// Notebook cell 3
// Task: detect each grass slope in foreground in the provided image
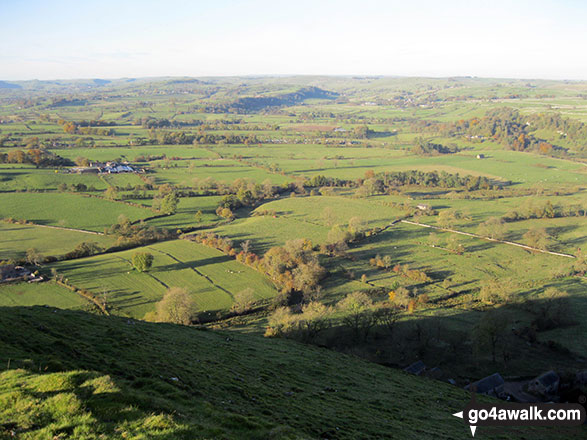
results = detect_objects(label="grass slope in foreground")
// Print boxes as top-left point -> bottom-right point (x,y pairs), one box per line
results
0,307 -> 569,440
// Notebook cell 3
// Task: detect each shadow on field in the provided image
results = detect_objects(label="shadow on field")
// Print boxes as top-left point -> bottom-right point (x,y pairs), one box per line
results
156,255 -> 232,272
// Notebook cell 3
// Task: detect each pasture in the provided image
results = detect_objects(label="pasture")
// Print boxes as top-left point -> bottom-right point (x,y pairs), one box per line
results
0,222 -> 115,260
50,239 -> 277,319
0,192 -> 153,232
0,281 -> 90,309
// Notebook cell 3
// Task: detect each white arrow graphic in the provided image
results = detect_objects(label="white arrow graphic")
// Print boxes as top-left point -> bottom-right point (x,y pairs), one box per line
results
452,411 -> 477,437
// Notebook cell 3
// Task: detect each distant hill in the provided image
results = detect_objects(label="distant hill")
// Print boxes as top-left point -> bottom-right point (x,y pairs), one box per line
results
0,81 -> 21,89
0,306 -> 563,439
207,86 -> 339,113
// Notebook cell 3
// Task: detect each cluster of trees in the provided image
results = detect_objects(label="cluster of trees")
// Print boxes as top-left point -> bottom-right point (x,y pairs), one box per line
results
106,215 -> 176,247
192,232 -> 240,258
391,265 -> 432,283
58,119 -> 115,136
354,171 -> 499,197
214,179 -> 285,217
504,200 -> 586,222
437,209 -> 471,228
410,138 -> 459,156
63,242 -> 103,259
369,254 -> 394,270
526,112 -> 587,152
409,108 -> 575,156
304,174 -> 352,188
147,129 -> 259,146
476,287 -> 573,364
190,234 -> 325,299
139,117 -> 203,129
266,291 -> 410,343
265,301 -> 332,341
263,239 -> 327,298
0,149 -> 71,167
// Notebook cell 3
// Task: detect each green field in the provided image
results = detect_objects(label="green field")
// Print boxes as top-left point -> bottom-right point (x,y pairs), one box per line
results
0,282 -> 90,309
0,222 -> 115,260
0,192 -> 153,232
50,239 -> 277,318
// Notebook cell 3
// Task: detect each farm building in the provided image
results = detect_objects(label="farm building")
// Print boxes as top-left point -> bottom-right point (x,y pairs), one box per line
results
0,265 -> 32,283
476,154 -> 485,159
466,373 -> 505,397
528,371 -> 559,396
70,162 -> 136,174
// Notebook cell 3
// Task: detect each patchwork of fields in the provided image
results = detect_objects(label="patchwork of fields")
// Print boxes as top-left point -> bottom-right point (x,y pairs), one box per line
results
1,75 -> 586,385
50,239 -> 277,319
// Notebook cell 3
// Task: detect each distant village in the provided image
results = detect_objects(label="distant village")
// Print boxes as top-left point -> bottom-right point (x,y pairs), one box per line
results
69,161 -> 144,174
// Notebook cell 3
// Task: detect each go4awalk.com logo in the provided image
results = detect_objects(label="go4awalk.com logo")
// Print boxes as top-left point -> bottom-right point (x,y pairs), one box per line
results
452,394 -> 586,437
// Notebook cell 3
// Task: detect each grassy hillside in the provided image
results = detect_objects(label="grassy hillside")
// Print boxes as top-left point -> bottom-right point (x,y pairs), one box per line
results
0,306 -> 566,440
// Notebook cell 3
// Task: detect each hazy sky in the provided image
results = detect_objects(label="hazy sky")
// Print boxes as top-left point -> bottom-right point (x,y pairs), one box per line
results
1,0 -> 586,80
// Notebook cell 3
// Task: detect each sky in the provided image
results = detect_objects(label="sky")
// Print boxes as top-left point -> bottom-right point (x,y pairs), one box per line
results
1,0 -> 586,81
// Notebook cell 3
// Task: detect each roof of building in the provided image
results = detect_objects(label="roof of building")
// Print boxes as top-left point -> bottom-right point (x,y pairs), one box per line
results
535,371 -> 559,387
404,360 -> 426,375
467,373 -> 505,394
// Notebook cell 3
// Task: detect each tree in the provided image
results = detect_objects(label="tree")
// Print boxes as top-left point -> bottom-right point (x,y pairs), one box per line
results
216,206 -> 234,220
477,217 -> 507,240
75,156 -> 89,167
523,227 -> 550,250
160,191 -> 179,215
153,287 -> 195,325
131,252 -> 154,272
104,186 -> 118,201
348,216 -> 366,236
374,305 -> 401,336
532,287 -> 572,330
194,210 -> 202,223
298,301 -> 331,341
231,288 -> 255,314
321,207 -> 336,226
26,248 -> 43,266
437,209 -> 458,228
338,292 -> 376,339
240,239 -> 252,254
265,306 -> 294,337
392,286 -> 411,308
474,310 -> 509,363
479,278 -> 516,304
